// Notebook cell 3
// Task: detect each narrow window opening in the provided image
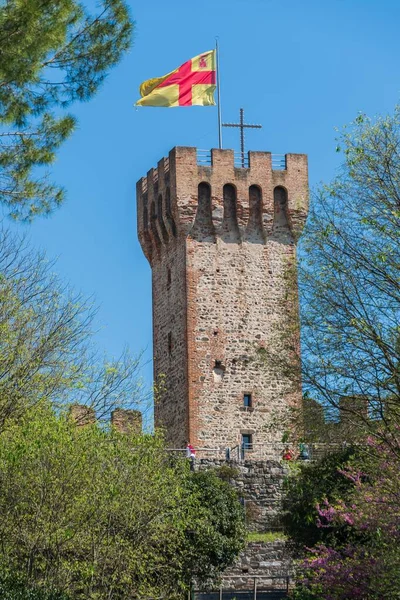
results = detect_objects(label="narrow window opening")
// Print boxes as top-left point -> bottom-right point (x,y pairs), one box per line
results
213,360 -> 225,383
273,186 -> 290,231
246,185 -> 264,241
165,187 -> 177,237
241,433 -> 253,451
151,201 -> 156,221
191,182 -> 214,240
157,194 -> 169,244
243,393 -> 252,408
168,332 -> 172,355
150,201 -> 161,250
167,267 -> 171,287
222,184 -> 240,241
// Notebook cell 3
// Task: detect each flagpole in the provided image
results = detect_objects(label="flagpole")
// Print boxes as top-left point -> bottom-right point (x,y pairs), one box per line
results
216,38 -> 223,149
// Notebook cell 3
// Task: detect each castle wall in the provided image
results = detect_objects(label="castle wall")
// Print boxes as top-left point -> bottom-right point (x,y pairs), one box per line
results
137,156 -> 190,445
199,458 -> 287,531
186,230 -> 300,449
137,147 -> 308,449
221,540 -> 292,591
151,242 -> 189,444
197,459 -> 292,592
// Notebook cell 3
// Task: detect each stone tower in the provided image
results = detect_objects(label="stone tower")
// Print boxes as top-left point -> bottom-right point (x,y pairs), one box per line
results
137,147 -> 308,451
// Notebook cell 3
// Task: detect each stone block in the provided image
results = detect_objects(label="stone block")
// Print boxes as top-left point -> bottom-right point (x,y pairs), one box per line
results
69,404 -> 96,427
111,408 -> 142,434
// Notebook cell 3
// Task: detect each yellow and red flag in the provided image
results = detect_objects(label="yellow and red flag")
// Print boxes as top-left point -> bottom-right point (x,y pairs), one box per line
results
135,50 -> 216,107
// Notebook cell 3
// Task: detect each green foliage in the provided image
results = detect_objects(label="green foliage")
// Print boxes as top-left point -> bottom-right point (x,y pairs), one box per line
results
0,229 -> 245,597
282,448 -> 359,551
289,587 -> 323,600
0,406 -> 245,599
295,439 -> 400,599
187,470 -> 246,584
214,464 -> 240,481
247,531 -> 287,542
279,105 -> 400,600
296,105 -> 400,448
0,229 -> 148,430
0,0 -> 133,219
0,573 -> 68,599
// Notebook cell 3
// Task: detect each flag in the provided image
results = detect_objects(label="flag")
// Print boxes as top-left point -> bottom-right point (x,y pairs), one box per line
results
135,50 -> 216,107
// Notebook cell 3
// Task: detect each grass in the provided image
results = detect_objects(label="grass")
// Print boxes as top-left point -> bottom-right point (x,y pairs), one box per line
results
247,531 -> 287,543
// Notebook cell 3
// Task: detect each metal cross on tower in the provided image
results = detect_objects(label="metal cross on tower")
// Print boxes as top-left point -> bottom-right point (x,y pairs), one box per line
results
222,108 -> 262,167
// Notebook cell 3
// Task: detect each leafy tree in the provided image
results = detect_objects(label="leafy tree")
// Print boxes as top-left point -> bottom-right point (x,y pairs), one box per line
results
0,227 -> 147,430
263,107 -> 400,449
0,0 -> 132,220
298,108 -> 400,447
0,573 -> 68,599
296,438 -> 400,600
282,448 -> 359,552
186,470 -> 246,584
0,405 -> 245,599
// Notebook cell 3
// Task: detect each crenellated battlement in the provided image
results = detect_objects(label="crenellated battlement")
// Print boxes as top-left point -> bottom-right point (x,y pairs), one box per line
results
136,145 -> 309,450
137,147 -> 308,264
69,405 -> 142,433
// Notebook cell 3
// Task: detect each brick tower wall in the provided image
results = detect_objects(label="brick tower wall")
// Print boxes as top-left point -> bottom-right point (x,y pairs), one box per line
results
137,156 -> 189,444
137,147 -> 308,449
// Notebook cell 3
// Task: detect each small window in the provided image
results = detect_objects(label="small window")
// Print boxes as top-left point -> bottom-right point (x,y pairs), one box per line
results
168,332 -> 172,355
167,267 -> 171,286
213,360 -> 225,383
242,433 -> 252,450
243,393 -> 252,408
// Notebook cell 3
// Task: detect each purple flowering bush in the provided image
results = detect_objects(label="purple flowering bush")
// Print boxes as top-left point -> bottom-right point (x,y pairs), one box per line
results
294,438 -> 400,599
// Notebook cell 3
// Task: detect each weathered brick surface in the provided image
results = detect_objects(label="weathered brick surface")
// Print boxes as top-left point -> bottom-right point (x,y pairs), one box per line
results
69,404 -> 96,427
137,147 -> 308,449
111,408 -> 142,434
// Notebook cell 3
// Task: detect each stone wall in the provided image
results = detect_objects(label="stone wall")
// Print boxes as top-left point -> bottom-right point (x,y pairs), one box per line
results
197,458 -> 293,591
69,405 -> 143,434
111,408 -> 142,434
136,156 -> 189,445
222,540 -> 293,590
137,147 -> 308,449
69,404 -> 96,426
152,242 -> 189,444
199,458 -> 288,531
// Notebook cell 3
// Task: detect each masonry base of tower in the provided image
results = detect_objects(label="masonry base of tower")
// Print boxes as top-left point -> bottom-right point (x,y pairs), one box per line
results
136,146 -> 309,451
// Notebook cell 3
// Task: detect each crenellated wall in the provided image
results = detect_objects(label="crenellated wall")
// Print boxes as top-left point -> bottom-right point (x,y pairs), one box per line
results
137,148 -> 308,252
137,147 -> 308,449
69,405 -> 143,434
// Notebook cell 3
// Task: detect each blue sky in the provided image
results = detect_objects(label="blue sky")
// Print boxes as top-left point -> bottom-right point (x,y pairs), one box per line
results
7,0 -> 400,389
